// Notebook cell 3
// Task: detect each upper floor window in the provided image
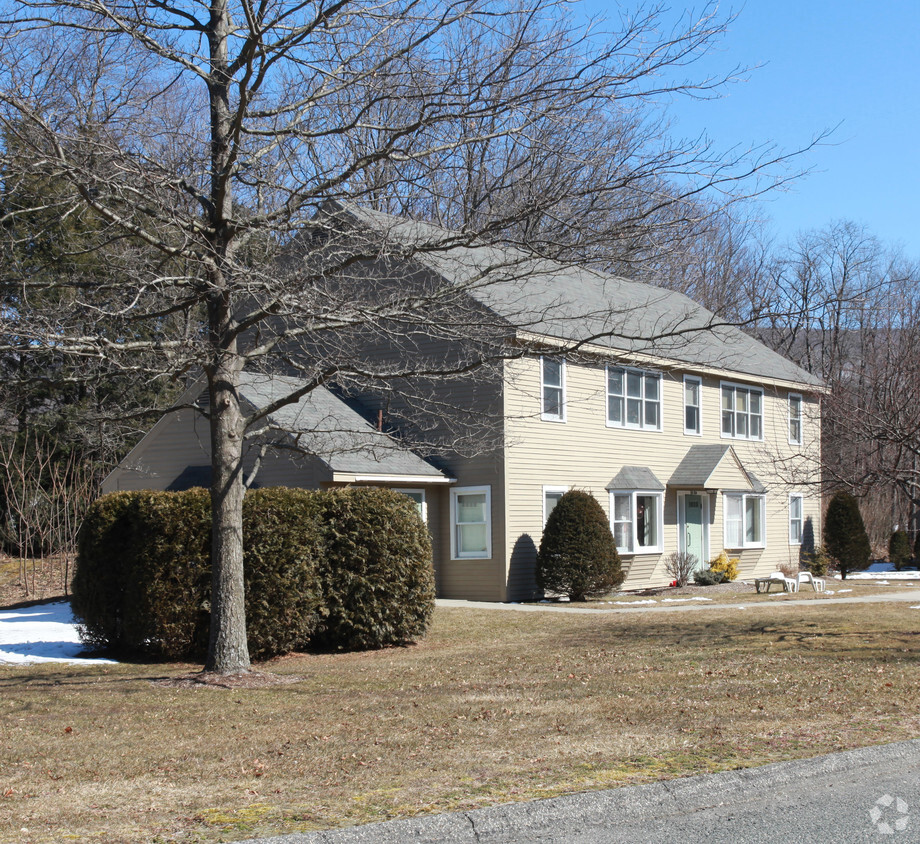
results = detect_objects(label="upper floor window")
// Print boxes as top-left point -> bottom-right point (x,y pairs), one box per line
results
607,366 -> 661,430
684,375 -> 702,435
610,490 -> 663,554
788,393 -> 803,445
789,493 -> 804,544
724,493 -> 765,549
721,383 -> 763,441
541,357 -> 565,422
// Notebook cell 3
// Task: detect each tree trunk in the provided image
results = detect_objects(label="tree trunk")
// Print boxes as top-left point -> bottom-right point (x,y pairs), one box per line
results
204,359 -> 251,674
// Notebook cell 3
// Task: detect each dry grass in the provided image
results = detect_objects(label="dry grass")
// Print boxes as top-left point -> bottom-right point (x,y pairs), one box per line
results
3,601 -> 920,843
0,554 -> 70,608
556,579 -> 920,609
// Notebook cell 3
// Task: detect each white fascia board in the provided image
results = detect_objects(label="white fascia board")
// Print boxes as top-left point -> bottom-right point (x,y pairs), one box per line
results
332,472 -> 456,485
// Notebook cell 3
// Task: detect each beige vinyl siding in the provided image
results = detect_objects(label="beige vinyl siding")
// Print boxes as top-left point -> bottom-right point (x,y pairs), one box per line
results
102,407 -> 331,493
503,356 -> 822,594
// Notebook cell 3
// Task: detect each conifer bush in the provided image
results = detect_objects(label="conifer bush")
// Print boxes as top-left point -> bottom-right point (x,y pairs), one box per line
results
889,529 -> 911,571
536,490 -> 623,601
310,487 -> 435,650
824,491 -> 871,579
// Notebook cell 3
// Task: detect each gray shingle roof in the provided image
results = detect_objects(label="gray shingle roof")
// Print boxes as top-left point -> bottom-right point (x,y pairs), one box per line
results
338,204 -> 822,389
237,372 -> 446,479
668,444 -> 765,492
605,466 -> 665,491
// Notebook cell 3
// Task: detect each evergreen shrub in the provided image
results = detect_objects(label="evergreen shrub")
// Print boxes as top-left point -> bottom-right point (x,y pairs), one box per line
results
536,490 -> 623,601
709,551 -> 740,582
888,530 -> 911,571
310,487 -> 435,650
824,492 -> 871,579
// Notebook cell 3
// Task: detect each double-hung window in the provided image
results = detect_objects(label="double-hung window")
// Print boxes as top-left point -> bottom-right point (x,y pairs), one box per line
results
607,367 -> 661,430
789,494 -> 804,544
610,491 -> 663,554
788,393 -> 803,445
541,357 -> 565,421
451,486 -> 491,559
721,383 -> 763,441
543,486 -> 569,525
684,375 -> 702,435
395,489 -> 427,522
723,493 -> 765,549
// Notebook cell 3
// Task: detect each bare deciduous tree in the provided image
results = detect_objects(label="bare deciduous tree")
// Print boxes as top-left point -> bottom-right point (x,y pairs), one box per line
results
0,0 -> 807,674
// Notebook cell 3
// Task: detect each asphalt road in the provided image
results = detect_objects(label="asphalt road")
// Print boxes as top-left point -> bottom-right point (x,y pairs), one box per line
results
243,738 -> 920,844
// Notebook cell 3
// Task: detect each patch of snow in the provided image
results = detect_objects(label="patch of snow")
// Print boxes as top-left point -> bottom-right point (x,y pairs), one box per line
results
910,606 -> 920,610
661,597 -> 713,603
0,601 -> 116,666
612,599 -> 658,605
837,589 -> 853,594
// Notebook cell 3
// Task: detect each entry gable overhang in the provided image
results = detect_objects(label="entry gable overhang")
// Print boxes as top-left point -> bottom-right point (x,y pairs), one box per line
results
668,444 -> 764,493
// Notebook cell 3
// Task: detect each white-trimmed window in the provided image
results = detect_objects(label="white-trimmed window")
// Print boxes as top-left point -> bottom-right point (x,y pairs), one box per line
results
788,393 -> 803,445
723,493 -> 765,549
789,493 -> 804,544
607,366 -> 661,430
395,489 -> 427,522
610,491 -> 663,554
450,486 -> 491,559
541,357 -> 565,421
721,382 -> 763,441
684,375 -> 702,436
542,486 -> 569,525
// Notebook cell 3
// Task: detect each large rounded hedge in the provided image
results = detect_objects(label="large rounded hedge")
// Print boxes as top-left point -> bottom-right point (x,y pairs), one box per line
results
72,486 -> 433,659
536,490 -> 623,601
310,487 -> 435,650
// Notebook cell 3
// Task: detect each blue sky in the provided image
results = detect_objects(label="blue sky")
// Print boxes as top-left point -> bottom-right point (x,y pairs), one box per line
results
583,1 -> 920,257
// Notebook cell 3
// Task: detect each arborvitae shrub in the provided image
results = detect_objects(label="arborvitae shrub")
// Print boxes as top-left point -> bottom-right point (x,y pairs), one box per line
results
824,491 -> 871,579
310,487 -> 435,650
536,490 -> 623,601
242,488 -> 323,658
72,491 -> 143,651
73,487 -> 385,659
889,530 -> 911,571
806,545 -> 831,577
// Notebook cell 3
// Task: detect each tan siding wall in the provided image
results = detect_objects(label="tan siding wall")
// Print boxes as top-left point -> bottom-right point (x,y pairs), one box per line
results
503,356 -> 823,593
102,409 -> 330,493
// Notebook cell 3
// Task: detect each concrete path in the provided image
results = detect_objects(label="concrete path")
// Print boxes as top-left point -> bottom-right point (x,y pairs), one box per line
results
242,738 -> 920,843
436,590 -> 920,615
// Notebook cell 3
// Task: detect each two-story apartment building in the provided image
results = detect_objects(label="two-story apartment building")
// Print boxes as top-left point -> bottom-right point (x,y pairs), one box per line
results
103,207 -> 823,601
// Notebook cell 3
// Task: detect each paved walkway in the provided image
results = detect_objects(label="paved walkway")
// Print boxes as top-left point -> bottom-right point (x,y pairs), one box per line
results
436,589 -> 920,615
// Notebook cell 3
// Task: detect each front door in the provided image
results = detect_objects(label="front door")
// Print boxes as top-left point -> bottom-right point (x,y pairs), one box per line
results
681,493 -> 707,569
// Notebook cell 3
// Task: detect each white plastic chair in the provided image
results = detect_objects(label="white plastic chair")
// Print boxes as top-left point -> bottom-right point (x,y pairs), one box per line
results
797,571 -> 826,592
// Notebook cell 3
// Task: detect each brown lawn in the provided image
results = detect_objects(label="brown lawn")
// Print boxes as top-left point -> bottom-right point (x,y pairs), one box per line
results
2,600 -> 920,843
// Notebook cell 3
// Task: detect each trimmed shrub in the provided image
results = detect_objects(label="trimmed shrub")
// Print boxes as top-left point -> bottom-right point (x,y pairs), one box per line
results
536,490 -> 623,601
242,488 -> 323,659
824,492 -> 871,579
310,487 -> 435,650
73,487 -> 326,659
72,491 -> 145,651
709,551 -> 739,582
889,530 -> 911,571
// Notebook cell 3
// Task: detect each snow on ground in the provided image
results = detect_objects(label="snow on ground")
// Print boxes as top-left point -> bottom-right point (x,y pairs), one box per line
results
842,562 -> 920,581
0,601 -> 116,666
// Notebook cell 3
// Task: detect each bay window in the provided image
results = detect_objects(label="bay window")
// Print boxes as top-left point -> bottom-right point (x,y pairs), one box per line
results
610,491 -> 663,554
